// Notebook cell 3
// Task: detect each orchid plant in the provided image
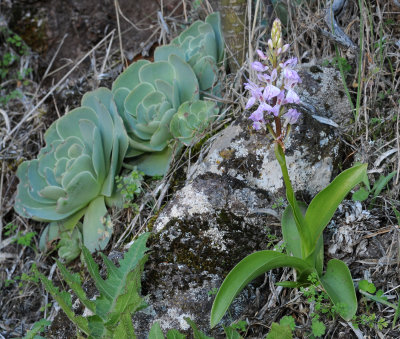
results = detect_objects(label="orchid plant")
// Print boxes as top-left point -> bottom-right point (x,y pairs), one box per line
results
210,18 -> 368,328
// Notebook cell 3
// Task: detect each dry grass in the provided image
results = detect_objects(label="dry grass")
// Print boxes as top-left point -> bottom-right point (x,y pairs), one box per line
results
1,0 -> 400,337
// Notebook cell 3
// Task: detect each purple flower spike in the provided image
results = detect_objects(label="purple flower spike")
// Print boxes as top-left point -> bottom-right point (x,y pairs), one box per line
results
281,57 -> 297,68
256,49 -> 268,60
284,108 -> 301,124
252,61 -> 268,72
285,89 -> 300,104
283,68 -> 302,89
252,121 -> 263,130
263,84 -> 281,101
245,96 -> 256,109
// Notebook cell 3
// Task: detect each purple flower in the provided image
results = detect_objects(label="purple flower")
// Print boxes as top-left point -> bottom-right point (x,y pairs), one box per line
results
265,104 -> 281,117
249,104 -> 267,130
245,96 -> 256,109
285,89 -> 300,104
252,61 -> 268,72
276,90 -> 286,106
281,57 -> 297,68
244,81 -> 264,109
262,84 -> 281,101
283,68 -> 301,89
284,108 -> 301,124
256,49 -> 268,61
258,68 -> 278,84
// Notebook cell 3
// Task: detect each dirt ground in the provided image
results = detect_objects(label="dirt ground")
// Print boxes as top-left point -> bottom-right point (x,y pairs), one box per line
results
2,0 -> 400,338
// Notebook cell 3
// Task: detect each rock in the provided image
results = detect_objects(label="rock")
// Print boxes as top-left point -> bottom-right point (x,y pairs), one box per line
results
132,63 -> 351,337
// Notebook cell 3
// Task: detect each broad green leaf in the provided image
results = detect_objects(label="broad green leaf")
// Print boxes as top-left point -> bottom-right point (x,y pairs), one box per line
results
319,259 -> 357,321
352,187 -> 369,201
266,322 -> 292,339
148,322 -> 165,339
275,281 -> 308,288
210,251 -> 314,328
305,163 -> 368,251
166,329 -> 186,339
281,202 -> 307,258
185,317 -> 214,339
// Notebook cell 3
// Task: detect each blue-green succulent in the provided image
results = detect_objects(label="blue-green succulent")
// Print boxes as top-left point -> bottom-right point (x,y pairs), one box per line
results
154,13 -> 224,94
170,100 -> 218,146
111,54 -> 202,176
14,88 -> 128,261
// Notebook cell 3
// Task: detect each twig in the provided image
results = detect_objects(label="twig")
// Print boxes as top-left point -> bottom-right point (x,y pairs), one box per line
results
1,29 -> 116,149
114,0 -> 126,67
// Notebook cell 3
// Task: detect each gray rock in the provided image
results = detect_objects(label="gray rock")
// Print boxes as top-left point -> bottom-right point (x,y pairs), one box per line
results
133,64 -> 350,337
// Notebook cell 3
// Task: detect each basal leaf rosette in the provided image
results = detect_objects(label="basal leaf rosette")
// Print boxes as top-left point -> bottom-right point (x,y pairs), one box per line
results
170,100 -> 219,146
154,13 -> 224,94
14,88 -> 128,260
111,54 -> 201,176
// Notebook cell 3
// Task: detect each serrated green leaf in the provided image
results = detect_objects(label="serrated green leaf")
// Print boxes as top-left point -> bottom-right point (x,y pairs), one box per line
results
148,322 -> 165,339
83,233 -> 149,322
56,259 -> 95,313
112,312 -> 136,339
223,325 -> 243,339
185,317 -> 214,339
35,268 -> 90,335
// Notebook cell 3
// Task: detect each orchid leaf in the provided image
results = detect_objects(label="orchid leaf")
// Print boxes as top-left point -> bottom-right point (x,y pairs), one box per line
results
319,259 -> 357,321
210,251 -> 314,328
305,163 -> 368,251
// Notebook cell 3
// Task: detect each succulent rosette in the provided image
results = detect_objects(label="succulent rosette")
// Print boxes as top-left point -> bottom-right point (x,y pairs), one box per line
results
14,88 -> 128,261
170,101 -> 218,146
154,13 -> 224,95
112,54 -> 204,176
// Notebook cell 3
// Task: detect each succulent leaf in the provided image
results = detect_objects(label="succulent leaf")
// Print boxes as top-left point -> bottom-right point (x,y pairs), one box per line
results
15,88 -> 129,260
155,13 -> 224,93
170,100 -> 218,146
111,54 -> 200,175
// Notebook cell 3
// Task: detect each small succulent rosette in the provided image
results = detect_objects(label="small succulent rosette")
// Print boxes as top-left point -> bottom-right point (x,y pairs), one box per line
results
14,88 -> 128,261
154,12 -> 224,96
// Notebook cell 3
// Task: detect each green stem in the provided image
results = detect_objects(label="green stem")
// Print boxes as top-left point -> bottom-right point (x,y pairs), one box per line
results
274,143 -> 313,259
359,290 -> 397,309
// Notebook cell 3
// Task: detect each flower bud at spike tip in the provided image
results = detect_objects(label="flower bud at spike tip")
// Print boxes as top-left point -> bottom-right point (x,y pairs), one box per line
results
271,18 -> 282,49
